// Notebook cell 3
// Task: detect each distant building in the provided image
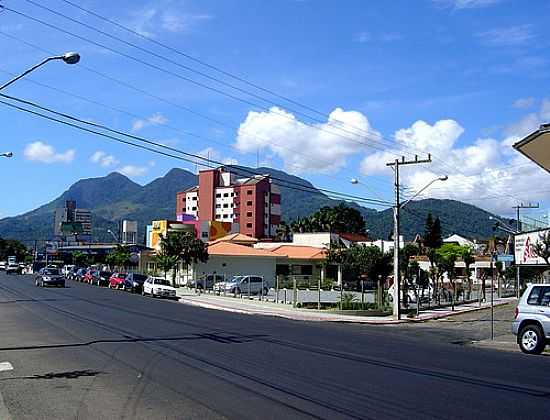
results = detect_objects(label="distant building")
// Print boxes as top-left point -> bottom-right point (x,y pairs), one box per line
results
54,200 -> 92,243
176,167 -> 281,239
121,220 -> 138,244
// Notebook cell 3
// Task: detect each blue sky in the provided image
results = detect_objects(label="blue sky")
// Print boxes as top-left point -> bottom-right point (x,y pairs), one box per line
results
1,0 -> 550,220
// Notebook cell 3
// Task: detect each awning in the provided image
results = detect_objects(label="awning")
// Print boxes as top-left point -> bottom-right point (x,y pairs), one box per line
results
513,124 -> 550,173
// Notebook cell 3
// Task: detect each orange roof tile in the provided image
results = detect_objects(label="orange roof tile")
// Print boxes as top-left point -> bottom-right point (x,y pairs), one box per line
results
209,233 -> 258,245
269,245 -> 327,260
207,242 -> 277,257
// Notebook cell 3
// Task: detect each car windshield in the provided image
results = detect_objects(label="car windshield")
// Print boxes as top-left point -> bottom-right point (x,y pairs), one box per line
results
153,279 -> 171,286
100,271 -> 112,277
44,269 -> 59,275
230,276 -> 244,283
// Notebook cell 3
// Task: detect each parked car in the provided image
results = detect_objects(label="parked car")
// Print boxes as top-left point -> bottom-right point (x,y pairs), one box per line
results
213,275 -> 268,295
108,273 -> 128,289
62,265 -> 76,277
512,283 -> 550,355
124,273 -> 148,293
190,274 -> 225,290
92,271 -> 112,287
35,267 -> 65,287
83,269 -> 96,284
142,276 -> 177,299
6,263 -> 21,275
0,261 -> 6,270
73,267 -> 88,282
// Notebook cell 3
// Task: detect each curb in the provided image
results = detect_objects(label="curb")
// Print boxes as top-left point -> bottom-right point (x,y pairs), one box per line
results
409,299 -> 515,322
176,298 -> 406,324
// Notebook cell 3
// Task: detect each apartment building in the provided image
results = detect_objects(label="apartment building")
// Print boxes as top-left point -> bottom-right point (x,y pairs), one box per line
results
176,167 -> 281,239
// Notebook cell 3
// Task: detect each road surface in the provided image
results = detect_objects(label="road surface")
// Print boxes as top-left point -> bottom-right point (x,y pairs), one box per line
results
0,272 -> 547,419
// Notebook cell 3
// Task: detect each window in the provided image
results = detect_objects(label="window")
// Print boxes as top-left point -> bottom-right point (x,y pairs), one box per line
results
527,287 -> 543,305
223,203 -> 229,208
264,223 -> 268,228
215,193 -> 221,198
192,207 -> 197,211
223,214 -> 228,219
230,203 -> 233,208
216,204 -> 221,208
247,190 -> 253,195
224,193 -> 229,197
247,201 -> 253,206
541,287 -> 550,306
234,192 -> 239,197
201,231 -> 209,238
192,196 -> 197,201
230,193 -> 234,197
246,223 -> 253,228
247,211 -> 253,217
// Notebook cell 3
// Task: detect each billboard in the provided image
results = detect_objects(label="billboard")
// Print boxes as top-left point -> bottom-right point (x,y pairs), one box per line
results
515,229 -> 550,266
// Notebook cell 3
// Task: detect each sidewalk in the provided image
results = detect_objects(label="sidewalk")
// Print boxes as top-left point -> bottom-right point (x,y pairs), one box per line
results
175,289 -> 516,324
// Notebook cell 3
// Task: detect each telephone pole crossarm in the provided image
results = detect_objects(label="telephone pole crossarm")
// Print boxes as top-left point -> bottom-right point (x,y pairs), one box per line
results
386,155 -> 432,321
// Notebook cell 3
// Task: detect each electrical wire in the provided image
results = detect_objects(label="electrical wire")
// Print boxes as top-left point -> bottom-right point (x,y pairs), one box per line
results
0,95 -> 393,207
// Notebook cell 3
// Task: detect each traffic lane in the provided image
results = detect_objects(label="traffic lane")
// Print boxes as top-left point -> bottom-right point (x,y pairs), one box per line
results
1,276 -> 550,419
0,277 -> 225,420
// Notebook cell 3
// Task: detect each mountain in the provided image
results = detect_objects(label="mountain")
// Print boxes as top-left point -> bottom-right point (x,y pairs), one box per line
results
0,166 -> 500,245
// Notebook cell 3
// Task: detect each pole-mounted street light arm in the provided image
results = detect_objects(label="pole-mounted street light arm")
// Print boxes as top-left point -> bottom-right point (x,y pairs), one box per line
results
400,176 -> 448,209
0,52 -> 80,91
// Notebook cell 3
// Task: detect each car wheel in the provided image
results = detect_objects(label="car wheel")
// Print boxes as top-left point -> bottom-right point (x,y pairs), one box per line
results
141,290 -> 146,296
263,287 -> 268,296
234,287 -> 241,294
519,324 -> 546,355
35,280 -> 39,287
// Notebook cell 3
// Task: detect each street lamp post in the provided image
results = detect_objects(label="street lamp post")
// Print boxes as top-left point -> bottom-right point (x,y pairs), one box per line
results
0,52 -> 80,91
107,229 -> 119,243
351,174 -> 448,320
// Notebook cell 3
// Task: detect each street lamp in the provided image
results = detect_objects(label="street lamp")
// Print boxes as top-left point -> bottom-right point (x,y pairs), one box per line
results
107,229 -> 119,243
393,175 -> 448,320
0,52 -> 80,91
0,152 -> 13,158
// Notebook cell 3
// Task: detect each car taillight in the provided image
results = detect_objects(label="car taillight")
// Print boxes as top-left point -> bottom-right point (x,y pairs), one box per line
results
514,307 -> 519,319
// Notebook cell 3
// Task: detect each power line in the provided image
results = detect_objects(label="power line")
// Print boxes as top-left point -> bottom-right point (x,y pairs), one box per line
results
0,29 -> 397,196
4,4 -> 409,159
0,94 -> 393,207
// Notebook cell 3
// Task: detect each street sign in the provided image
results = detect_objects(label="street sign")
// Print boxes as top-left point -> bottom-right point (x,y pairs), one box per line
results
497,254 -> 514,262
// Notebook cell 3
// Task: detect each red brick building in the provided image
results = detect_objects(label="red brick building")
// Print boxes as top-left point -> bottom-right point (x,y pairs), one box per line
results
176,167 -> 281,239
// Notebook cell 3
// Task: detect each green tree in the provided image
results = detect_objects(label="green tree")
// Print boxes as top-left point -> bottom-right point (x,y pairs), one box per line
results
290,203 -> 366,235
106,245 -> 131,271
0,237 -> 28,261
435,243 -> 469,310
424,213 -> 443,302
156,231 -> 209,287
400,244 -> 419,308
72,251 -> 88,266
327,244 -> 392,308
275,221 -> 292,242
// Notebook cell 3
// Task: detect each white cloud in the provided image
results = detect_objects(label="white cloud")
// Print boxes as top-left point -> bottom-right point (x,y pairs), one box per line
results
127,7 -> 212,37
90,151 -> 119,167
354,32 -> 371,43
513,97 -> 535,109
236,106 -> 379,174
354,31 -> 402,43
117,165 -> 149,177
433,0 -> 501,8
476,25 -> 535,47
359,102 -> 550,213
23,141 -> 75,164
131,113 -> 168,132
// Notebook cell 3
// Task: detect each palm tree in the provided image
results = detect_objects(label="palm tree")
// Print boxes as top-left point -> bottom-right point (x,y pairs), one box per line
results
275,221 -> 292,242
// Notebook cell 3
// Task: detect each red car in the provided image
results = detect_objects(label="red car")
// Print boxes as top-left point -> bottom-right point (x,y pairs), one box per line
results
83,269 -> 96,284
108,273 -> 128,289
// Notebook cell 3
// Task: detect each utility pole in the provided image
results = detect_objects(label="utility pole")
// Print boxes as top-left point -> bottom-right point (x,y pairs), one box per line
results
513,202 -> 539,298
386,155 -> 432,320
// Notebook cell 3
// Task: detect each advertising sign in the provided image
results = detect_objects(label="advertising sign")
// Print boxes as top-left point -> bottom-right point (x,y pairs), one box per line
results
515,229 -> 550,266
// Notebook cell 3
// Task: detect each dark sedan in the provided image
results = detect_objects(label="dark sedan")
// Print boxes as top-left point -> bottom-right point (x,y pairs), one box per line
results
92,271 -> 112,287
124,273 -> 148,293
35,268 -> 65,287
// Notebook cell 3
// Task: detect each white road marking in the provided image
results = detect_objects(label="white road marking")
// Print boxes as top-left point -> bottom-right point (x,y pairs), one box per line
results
0,362 -> 13,372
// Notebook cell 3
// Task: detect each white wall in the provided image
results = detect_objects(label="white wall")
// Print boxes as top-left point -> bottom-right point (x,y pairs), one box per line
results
292,233 -> 334,248
194,255 -> 277,286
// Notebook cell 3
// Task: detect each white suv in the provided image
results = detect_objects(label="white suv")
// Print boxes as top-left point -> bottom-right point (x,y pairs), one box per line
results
512,284 -> 550,355
142,277 -> 177,299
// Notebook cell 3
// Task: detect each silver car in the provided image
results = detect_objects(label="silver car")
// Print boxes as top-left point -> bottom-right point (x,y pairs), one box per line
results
512,283 -> 550,354
213,275 -> 268,296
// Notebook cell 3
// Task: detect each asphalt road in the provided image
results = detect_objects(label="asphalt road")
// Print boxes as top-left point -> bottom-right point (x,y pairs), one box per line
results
0,273 -> 549,420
